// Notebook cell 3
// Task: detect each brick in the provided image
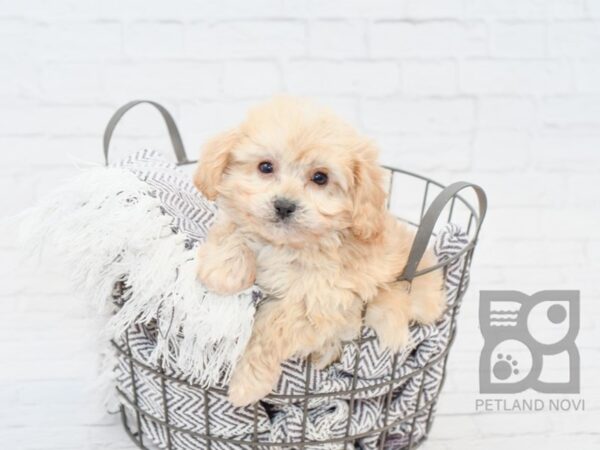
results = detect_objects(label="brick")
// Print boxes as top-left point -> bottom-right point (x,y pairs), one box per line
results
306,0 -> 406,19
41,63 -> 103,102
0,105 -> 113,136
103,62 -> 221,100
0,250 -> 73,297
533,133 -> 600,172
124,22 -> 184,59
460,60 -> 571,95
472,130 -> 531,171
0,172 -> 37,217
343,62 -> 400,96
586,0 -> 600,17
0,136 -> 102,168
589,241 -> 600,277
473,413 -> 553,436
549,21 -> 600,57
403,60 -> 458,95
483,207 -> 543,239
189,0 -> 309,20
429,414 -> 480,440
179,99 -> 258,147
42,22 -> 123,61
492,266 -> 569,290
477,239 -> 586,267
403,0 -> 465,19
186,20 -> 306,59
565,174 -> 600,207
0,61 -> 37,98
362,98 -> 475,133
97,0 -> 191,20
377,135 -> 471,171
548,406 -> 600,434
223,61 -> 281,97
0,426 -> 90,449
540,207 -> 600,238
313,96 -> 360,126
0,0 -> 103,21
308,20 -> 367,58
41,105 -> 112,137
550,0 -> 586,18
477,97 -> 536,130
0,20 -> 39,60
463,0 -> 547,19
541,96 -> 600,128
490,22 -> 546,58
285,61 -> 399,95
370,21 -> 487,58
472,172 -> 566,207
574,61 -> 600,92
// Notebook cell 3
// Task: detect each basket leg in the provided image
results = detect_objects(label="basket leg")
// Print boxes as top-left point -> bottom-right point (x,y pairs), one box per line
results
406,370 -> 427,449
158,359 -> 173,450
378,353 -> 399,450
126,329 -> 144,447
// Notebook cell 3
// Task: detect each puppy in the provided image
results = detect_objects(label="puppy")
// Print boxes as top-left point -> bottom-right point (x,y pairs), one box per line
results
194,96 -> 445,407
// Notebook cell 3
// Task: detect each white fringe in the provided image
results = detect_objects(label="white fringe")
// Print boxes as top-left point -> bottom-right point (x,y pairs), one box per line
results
19,166 -> 256,386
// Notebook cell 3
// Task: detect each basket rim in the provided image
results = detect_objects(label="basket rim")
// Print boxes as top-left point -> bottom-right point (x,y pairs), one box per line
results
112,314 -> 457,399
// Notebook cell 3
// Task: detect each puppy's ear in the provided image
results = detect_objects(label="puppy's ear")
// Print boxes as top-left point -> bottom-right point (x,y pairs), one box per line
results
194,129 -> 239,200
351,144 -> 387,241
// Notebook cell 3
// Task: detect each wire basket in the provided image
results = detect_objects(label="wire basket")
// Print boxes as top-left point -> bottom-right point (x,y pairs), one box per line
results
104,101 -> 487,450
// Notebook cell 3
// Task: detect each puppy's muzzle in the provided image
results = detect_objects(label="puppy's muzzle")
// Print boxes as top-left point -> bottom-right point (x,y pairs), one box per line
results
273,198 -> 297,221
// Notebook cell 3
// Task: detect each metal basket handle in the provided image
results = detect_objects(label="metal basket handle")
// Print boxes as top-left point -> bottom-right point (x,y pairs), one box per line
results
400,181 -> 487,282
103,100 -> 189,166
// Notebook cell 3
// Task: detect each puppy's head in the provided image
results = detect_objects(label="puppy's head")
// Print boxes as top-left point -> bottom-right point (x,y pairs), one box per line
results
194,96 -> 387,245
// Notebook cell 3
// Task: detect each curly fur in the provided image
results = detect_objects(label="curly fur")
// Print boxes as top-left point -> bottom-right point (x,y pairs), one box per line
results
193,96 -> 445,406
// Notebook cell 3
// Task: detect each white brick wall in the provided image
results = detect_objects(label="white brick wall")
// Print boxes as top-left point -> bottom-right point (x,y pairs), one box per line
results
1,1 -> 599,449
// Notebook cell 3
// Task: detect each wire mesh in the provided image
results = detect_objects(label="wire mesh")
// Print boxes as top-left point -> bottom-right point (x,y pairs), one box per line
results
113,165 -> 485,450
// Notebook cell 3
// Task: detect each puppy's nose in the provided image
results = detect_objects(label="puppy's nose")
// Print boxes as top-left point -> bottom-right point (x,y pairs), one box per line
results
273,198 -> 297,220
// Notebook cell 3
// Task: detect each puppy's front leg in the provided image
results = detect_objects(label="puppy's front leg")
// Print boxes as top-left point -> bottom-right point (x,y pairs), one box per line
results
197,214 -> 256,295
365,284 -> 412,352
227,300 -> 308,407
366,252 -> 445,352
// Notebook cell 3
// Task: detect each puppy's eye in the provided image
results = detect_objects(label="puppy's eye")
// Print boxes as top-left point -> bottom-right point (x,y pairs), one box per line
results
311,171 -> 328,186
258,161 -> 274,174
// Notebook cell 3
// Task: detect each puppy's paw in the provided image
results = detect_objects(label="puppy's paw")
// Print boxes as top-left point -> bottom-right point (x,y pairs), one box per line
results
311,343 -> 341,370
375,321 -> 411,353
197,262 -> 254,295
410,287 -> 446,325
365,304 -> 411,353
227,368 -> 273,407
197,244 -> 255,295
228,380 -> 269,408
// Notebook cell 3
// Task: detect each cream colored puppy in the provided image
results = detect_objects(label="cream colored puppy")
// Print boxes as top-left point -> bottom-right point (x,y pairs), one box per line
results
194,96 -> 445,407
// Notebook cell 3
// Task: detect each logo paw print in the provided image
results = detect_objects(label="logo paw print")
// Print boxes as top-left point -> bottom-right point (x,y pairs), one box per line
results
493,353 -> 519,380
